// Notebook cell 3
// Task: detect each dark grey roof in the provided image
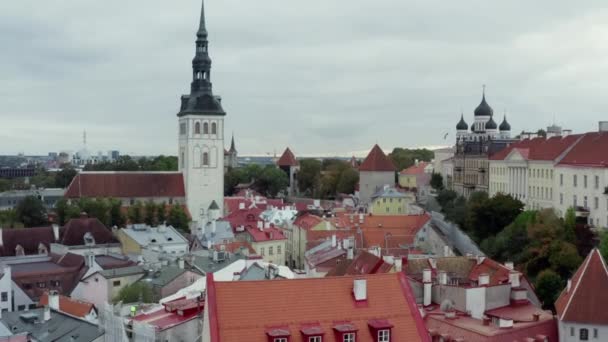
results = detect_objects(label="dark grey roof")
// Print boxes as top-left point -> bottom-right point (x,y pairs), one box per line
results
177,0 -> 226,117
97,265 -> 145,280
188,249 -> 249,274
456,114 -> 468,130
1,309 -> 103,342
229,134 -> 237,153
208,200 -> 220,210
485,115 -> 498,130
140,266 -> 185,287
197,220 -> 234,246
499,115 -> 511,131
238,263 -> 266,281
474,92 -> 493,117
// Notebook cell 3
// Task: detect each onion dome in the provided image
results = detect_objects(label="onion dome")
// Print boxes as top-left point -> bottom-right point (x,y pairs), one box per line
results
456,114 -> 468,130
499,115 -> 511,131
474,89 -> 494,117
485,115 -> 498,130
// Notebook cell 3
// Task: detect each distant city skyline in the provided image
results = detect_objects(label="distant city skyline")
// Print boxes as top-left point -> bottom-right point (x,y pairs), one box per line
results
2,0 -> 607,156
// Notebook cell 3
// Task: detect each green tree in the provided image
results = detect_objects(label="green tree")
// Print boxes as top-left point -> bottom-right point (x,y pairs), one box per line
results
77,198 -> 110,225
157,202 -> 167,225
436,189 -> 457,210
600,231 -> 608,261
535,269 -> 564,310
109,198 -> 126,227
114,282 -> 153,304
548,241 -> 582,279
257,166 -> 289,197
0,210 -> 19,228
15,196 -> 47,227
430,172 -> 444,191
128,202 -> 144,224
297,159 -> 322,196
167,205 -> 189,232
562,207 -> 577,244
388,148 -> 434,171
0,179 -> 11,192
336,167 -> 359,194
144,201 -> 157,226
55,167 -> 77,188
224,168 -> 247,196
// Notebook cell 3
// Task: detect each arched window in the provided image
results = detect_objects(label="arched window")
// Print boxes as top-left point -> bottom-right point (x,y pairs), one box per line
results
203,122 -> 209,134
194,122 -> 201,134
203,152 -> 209,166
211,122 -> 217,134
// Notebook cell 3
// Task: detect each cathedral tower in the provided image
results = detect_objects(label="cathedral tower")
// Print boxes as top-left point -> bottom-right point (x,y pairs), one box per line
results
177,0 -> 225,224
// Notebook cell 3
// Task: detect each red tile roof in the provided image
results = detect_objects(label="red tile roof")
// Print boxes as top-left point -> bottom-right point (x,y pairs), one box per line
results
558,132 -> 608,167
65,172 -> 185,198
276,148 -> 298,167
292,213 -> 324,230
425,305 -> 557,342
132,298 -> 202,331
223,207 -> 265,233
359,144 -> 396,172
555,248 -> 608,324
327,251 -> 392,276
468,257 -> 511,286
490,135 -> 582,161
60,217 -> 117,245
207,273 -> 430,342
224,196 -> 286,215
245,226 -> 287,242
400,162 -> 431,175
213,241 -> 256,254
39,293 -> 96,318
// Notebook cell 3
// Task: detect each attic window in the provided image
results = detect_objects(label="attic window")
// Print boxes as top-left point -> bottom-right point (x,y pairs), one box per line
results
84,232 -> 95,246
167,237 -> 173,241
151,239 -> 157,243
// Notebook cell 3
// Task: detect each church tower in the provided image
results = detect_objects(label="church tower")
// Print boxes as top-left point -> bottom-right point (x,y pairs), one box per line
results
177,0 -> 225,225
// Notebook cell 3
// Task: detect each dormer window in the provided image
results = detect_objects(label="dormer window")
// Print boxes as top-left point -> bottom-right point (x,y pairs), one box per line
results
38,243 -> 48,255
377,330 -> 390,342
274,339 -> 287,342
343,333 -> 355,342
15,245 -> 24,256
368,320 -> 393,342
308,337 -> 322,342
83,232 -> 95,246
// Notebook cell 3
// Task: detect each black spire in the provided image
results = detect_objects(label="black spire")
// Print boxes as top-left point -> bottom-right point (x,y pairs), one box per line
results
178,0 -> 225,117
485,114 -> 498,130
456,113 -> 468,130
474,85 -> 493,117
499,114 -> 511,131
229,133 -> 237,153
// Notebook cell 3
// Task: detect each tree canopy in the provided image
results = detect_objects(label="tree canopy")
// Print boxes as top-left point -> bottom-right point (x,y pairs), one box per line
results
114,282 -> 153,304
388,148 -> 434,171
84,155 -> 177,172
15,196 -> 48,227
224,164 -> 289,198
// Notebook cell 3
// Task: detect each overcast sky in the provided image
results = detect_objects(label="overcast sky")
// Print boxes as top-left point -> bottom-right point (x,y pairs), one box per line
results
2,1 -> 608,157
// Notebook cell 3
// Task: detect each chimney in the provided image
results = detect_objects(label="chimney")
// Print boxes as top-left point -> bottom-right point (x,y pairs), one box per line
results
178,258 -> 185,270
257,221 -> 263,230
567,279 -> 572,292
353,279 -> 367,301
533,313 -> 540,322
423,268 -> 432,306
509,271 -> 520,288
264,222 -> 270,229
211,220 -> 216,234
359,214 -> 364,223
347,247 -> 354,260
438,270 -> 447,285
428,258 -> 437,269
84,253 -> 95,267
482,316 -> 491,326
504,261 -> 514,270
207,240 -> 212,250
48,290 -> 60,310
443,245 -> 450,257
325,221 -> 331,230
343,239 -> 349,250
478,273 -> 490,286
238,202 -> 245,210
331,235 -> 337,248
43,305 -> 51,322
599,121 -> 608,132
394,258 -> 403,272
52,224 -> 60,242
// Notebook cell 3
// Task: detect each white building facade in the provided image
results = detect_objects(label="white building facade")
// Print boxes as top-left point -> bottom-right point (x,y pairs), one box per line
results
177,0 -> 225,225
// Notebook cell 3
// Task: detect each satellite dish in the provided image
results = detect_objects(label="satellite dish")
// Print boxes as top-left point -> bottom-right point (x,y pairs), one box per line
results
440,299 -> 455,312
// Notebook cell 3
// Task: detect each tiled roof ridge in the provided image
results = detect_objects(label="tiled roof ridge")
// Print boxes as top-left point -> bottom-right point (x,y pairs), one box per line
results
559,249 -> 605,321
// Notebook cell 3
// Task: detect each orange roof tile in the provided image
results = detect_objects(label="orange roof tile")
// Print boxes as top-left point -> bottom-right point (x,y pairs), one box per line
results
39,293 -> 95,318
277,148 -> 298,167
555,249 -> 608,324
400,162 -> 430,175
359,145 -> 396,172
208,273 -> 430,342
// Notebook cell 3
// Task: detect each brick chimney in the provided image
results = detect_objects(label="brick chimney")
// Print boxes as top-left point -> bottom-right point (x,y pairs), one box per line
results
48,290 -> 60,311
423,268 -> 432,306
353,279 -> 367,301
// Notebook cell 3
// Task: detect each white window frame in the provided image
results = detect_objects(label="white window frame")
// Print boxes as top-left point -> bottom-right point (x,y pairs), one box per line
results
309,337 -> 322,342
274,338 -> 288,342
343,333 -> 356,342
378,329 -> 390,342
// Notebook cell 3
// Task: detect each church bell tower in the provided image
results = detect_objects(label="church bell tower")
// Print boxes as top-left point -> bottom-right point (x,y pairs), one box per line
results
177,0 -> 225,225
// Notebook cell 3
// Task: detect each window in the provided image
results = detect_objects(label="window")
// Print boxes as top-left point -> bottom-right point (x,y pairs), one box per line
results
378,329 -> 390,342
17,305 -> 25,311
574,195 -> 577,207
309,337 -> 322,342
211,122 -> 217,134
50,280 -> 60,287
595,197 -> 599,209
180,123 -> 186,135
584,175 -> 588,188
113,280 -> 121,287
594,328 -> 598,338
574,175 -> 578,187
343,333 -> 356,342
595,175 -> 600,189
560,174 -> 564,186
584,196 -> 588,208
22,283 -> 32,290
0,292 -> 7,302
203,152 -> 209,166
560,193 -> 563,205
274,339 -> 287,342
260,247 -> 265,256
269,246 -> 274,255
37,282 -> 46,289
580,328 -> 589,340
194,122 -> 201,134
277,245 -> 282,254
203,122 -> 209,134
